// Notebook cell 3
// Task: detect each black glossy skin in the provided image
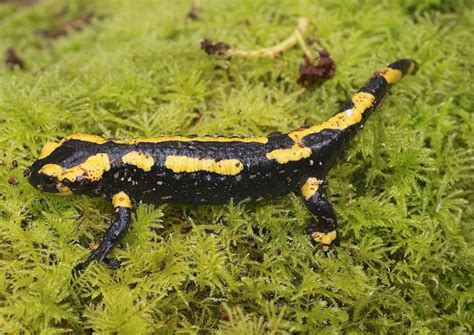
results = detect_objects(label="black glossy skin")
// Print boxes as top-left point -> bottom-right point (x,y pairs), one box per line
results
30,130 -> 342,204
28,59 -> 417,271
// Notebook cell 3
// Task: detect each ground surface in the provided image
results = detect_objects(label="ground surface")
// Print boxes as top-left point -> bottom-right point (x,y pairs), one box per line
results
0,0 -> 472,333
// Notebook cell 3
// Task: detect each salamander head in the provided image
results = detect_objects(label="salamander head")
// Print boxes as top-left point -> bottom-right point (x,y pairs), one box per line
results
28,134 -> 109,195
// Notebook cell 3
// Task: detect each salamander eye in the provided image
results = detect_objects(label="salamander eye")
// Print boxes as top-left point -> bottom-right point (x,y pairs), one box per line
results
40,174 -> 56,187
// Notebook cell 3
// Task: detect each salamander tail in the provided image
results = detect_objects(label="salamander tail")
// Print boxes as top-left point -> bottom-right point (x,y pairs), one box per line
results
359,58 -> 417,112
335,58 -> 418,137
291,59 -> 417,151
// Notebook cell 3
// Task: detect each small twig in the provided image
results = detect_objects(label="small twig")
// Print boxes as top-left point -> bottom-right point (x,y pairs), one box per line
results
225,17 -> 309,59
201,16 -> 336,87
294,27 -> 314,62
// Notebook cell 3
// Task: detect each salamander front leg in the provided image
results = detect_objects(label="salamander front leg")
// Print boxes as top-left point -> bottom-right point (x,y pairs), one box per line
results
74,192 -> 132,273
300,177 -> 339,256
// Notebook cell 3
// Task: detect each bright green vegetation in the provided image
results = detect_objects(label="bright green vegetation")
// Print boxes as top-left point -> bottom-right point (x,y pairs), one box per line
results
0,0 -> 472,333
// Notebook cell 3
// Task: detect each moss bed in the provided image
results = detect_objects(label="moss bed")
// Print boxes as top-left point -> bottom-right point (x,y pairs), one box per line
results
0,0 -> 472,333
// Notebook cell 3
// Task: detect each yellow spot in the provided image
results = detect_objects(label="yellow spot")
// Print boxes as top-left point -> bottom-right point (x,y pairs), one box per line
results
56,183 -> 72,195
112,191 -> 131,208
165,156 -> 244,175
351,91 -> 375,114
301,177 -> 321,200
266,143 -> 312,164
40,153 -> 111,182
311,230 -> 337,246
39,142 -> 61,159
114,135 -> 268,144
61,154 -> 110,182
64,133 -> 107,144
266,92 -> 374,164
39,164 -> 62,177
379,67 -> 402,84
37,134 -> 107,160
122,151 -> 154,172
288,92 -> 375,140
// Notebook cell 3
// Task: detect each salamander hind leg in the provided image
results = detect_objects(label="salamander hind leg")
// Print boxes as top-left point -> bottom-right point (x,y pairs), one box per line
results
300,177 -> 339,256
73,191 -> 133,274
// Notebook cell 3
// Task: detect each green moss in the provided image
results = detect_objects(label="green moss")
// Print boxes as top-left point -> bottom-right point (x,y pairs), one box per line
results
0,0 -> 472,333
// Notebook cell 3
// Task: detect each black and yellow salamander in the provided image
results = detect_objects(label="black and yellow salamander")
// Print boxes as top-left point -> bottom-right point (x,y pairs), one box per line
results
28,59 -> 417,271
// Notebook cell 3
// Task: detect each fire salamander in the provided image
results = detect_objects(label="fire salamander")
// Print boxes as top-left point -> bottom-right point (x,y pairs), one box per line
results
27,59 -> 417,272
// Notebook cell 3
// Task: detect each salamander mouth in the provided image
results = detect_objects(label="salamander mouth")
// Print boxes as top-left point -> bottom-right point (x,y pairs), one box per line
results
27,165 -> 59,193
39,175 -> 59,192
